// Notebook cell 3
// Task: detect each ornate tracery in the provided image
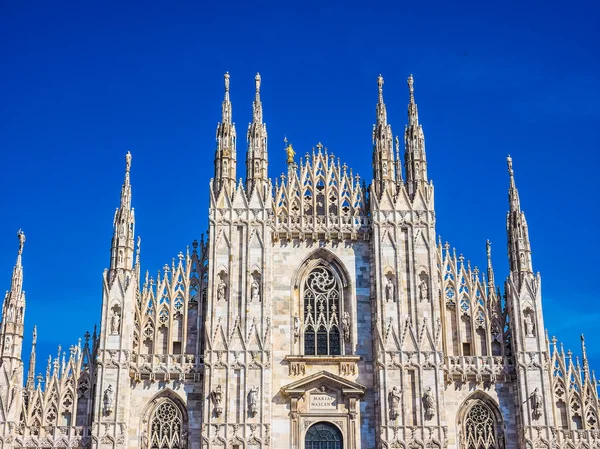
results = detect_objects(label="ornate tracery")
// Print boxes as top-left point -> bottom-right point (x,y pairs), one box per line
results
303,266 -> 342,355
149,400 -> 184,449
461,401 -> 503,449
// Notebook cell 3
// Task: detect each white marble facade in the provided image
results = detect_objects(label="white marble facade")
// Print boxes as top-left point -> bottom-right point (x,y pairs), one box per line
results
0,73 -> 598,449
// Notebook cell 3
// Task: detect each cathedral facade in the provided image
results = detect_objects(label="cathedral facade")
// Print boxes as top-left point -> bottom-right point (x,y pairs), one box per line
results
0,73 -> 598,449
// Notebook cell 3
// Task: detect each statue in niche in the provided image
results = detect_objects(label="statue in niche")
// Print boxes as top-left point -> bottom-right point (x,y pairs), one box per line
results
423,386 -> 435,420
103,385 -> 114,416
382,162 -> 388,176
531,387 -> 542,419
419,279 -> 429,303
293,314 -> 300,342
385,277 -> 395,302
524,313 -> 534,337
251,278 -> 260,302
248,386 -> 259,417
211,385 -> 223,417
342,311 -> 350,342
217,276 -> 227,302
388,387 -> 402,420
110,310 -> 121,335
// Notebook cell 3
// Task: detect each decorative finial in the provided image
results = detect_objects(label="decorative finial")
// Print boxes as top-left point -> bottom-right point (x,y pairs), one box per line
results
125,151 -> 132,174
17,229 -> 26,256
408,74 -> 415,101
486,239 -> 491,258
255,73 -> 261,93
377,74 -> 384,102
581,334 -> 589,366
32,325 -> 37,344
224,72 -> 230,93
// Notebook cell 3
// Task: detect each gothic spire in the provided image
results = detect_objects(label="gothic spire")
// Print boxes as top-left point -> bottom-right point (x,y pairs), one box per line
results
372,74 -> 396,198
404,74 -> 428,197
214,72 -> 237,197
109,153 -> 136,277
376,74 -> 387,125
246,73 -> 268,198
121,151 -> 132,210
486,239 -> 496,289
506,156 -> 533,282
407,74 -> 418,126
581,334 -> 589,377
26,325 -> 37,390
252,72 -> 262,124
0,230 -> 27,362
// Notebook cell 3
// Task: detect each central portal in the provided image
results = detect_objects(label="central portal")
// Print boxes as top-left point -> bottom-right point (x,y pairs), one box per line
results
305,422 -> 343,449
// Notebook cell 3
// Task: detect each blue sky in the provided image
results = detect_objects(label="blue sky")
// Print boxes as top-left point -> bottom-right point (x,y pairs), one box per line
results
1,1 -> 598,377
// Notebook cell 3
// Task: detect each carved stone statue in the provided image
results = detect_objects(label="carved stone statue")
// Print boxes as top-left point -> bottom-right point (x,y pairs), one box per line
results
531,387 -> 542,419
110,311 -> 121,335
248,386 -> 259,417
293,314 -> 300,342
251,278 -> 260,302
17,229 -> 25,255
103,385 -> 114,416
419,279 -> 429,302
211,385 -> 223,417
217,277 -> 227,302
342,311 -> 350,342
7,305 -> 14,321
385,278 -> 395,302
388,386 -> 402,420
524,314 -> 534,337
423,386 -> 435,419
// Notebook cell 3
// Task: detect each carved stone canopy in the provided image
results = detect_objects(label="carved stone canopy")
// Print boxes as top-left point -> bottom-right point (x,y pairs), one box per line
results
280,370 -> 366,399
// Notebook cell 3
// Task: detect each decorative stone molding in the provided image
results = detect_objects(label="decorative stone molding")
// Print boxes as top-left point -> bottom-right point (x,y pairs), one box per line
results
284,355 -> 360,377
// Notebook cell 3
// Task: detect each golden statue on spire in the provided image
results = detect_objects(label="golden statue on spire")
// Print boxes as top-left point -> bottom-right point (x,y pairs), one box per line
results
284,137 -> 295,165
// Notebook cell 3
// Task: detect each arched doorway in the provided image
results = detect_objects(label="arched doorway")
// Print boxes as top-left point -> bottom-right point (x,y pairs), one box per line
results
305,422 -> 342,449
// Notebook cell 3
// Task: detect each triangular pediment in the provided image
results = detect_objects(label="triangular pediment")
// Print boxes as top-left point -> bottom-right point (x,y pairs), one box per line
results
280,370 -> 366,398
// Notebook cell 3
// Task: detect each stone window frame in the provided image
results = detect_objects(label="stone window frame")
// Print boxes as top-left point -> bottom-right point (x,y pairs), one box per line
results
140,390 -> 189,449
290,249 -> 354,359
457,391 -> 505,449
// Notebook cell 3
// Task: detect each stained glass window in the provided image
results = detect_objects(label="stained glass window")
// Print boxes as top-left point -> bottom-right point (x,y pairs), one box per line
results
150,401 -> 183,449
463,402 -> 499,449
305,422 -> 342,449
303,266 -> 342,355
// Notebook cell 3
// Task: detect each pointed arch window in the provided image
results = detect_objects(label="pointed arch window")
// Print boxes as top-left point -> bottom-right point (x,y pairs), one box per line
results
303,266 -> 342,355
149,400 -> 184,449
460,399 -> 504,449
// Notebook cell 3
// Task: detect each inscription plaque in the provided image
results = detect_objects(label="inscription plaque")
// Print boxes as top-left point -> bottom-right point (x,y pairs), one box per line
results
309,392 -> 337,410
